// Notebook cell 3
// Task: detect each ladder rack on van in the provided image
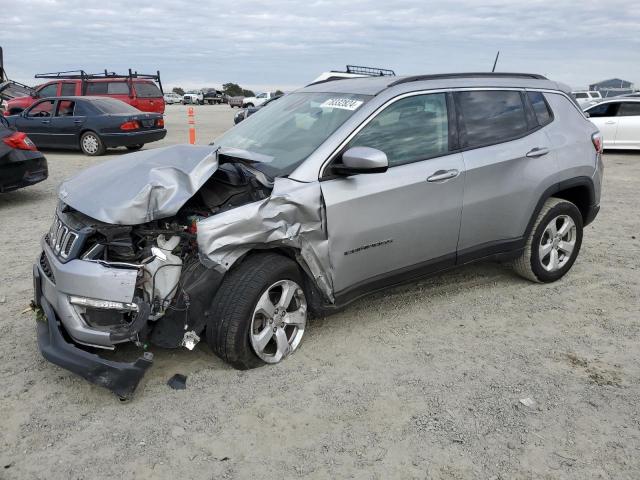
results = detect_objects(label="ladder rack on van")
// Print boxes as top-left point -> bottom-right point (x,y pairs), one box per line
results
34,69 -> 164,94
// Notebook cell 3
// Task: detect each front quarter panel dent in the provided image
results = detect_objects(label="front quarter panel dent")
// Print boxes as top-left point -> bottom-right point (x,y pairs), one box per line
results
196,178 -> 334,301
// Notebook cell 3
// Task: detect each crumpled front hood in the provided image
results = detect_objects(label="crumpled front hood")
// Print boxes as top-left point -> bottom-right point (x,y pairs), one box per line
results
59,144 -> 219,225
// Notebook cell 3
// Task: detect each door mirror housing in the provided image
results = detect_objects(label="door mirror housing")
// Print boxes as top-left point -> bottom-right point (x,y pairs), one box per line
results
333,147 -> 388,175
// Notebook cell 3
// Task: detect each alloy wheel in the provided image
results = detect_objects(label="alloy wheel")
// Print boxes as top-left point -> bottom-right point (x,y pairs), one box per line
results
538,214 -> 577,272
82,134 -> 99,154
250,279 -> 307,363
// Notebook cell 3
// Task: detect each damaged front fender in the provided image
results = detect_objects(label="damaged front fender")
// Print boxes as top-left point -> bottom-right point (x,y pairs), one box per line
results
196,178 -> 334,301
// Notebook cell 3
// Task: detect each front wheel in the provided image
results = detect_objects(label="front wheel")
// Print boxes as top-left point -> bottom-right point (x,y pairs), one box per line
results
207,253 -> 308,370
79,131 -> 105,156
513,197 -> 583,283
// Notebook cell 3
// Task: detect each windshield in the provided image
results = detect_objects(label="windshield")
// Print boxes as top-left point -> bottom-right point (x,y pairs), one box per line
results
214,92 -> 371,177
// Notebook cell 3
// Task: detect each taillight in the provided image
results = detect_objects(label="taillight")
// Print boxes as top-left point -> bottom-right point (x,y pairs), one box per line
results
156,118 -> 164,128
3,131 -> 37,151
591,132 -> 603,154
120,120 -> 140,131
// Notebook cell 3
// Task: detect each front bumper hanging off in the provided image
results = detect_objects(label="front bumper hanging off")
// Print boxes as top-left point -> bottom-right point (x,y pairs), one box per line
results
34,266 -> 153,400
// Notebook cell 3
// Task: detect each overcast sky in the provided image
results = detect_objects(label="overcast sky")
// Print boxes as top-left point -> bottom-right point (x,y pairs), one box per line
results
2,0 -> 638,92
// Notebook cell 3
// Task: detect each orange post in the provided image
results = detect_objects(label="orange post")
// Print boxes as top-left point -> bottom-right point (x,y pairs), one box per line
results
187,106 -> 196,144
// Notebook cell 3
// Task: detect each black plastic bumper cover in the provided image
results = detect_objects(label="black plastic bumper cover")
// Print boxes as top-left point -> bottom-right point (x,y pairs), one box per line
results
36,295 -> 153,400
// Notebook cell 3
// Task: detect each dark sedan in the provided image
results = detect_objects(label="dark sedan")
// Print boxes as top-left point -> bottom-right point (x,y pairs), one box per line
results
0,116 -> 48,192
7,96 -> 166,156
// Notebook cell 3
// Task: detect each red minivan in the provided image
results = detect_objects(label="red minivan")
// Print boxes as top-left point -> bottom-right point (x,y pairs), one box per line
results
4,72 -> 165,115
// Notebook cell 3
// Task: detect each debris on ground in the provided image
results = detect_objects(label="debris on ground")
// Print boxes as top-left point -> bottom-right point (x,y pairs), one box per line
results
167,374 -> 187,390
519,397 -> 536,408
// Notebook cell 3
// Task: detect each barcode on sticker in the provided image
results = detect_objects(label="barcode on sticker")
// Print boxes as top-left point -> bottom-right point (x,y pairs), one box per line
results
320,98 -> 364,111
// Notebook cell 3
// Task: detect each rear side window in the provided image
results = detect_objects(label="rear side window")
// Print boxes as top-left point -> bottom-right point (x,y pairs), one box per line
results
456,90 -> 528,148
586,102 -> 619,117
56,100 -> 75,117
527,91 -> 553,126
61,83 -> 76,96
347,93 -> 449,167
134,82 -> 162,98
86,82 -> 130,95
618,102 -> 640,116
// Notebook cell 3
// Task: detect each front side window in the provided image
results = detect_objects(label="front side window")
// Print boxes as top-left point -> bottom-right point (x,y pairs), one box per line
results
28,100 -> 55,117
456,90 -> 528,148
215,92 -> 371,178
37,83 -> 58,98
527,91 -> 553,126
586,102 -> 619,117
346,93 -> 449,167
618,102 -> 640,116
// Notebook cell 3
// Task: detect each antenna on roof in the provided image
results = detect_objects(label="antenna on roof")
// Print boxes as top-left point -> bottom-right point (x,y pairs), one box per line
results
491,51 -> 500,72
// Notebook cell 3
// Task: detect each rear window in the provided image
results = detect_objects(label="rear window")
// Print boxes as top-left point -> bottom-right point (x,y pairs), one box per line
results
134,82 -> 162,98
90,98 -> 141,114
456,90 -> 529,148
86,82 -> 131,95
527,91 -> 553,126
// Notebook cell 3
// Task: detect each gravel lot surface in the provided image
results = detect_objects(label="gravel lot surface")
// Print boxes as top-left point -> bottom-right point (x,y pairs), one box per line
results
1,104 -> 639,479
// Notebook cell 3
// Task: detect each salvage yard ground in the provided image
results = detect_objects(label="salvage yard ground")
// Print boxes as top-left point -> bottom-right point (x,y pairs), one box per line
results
1,104 -> 639,479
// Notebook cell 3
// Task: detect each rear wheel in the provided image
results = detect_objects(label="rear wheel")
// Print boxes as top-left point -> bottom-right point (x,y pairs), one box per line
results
206,253 -> 308,370
126,144 -> 144,151
79,131 -> 105,156
513,197 -> 583,283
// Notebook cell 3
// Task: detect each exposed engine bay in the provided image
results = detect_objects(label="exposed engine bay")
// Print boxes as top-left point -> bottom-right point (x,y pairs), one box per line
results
54,162 -> 272,349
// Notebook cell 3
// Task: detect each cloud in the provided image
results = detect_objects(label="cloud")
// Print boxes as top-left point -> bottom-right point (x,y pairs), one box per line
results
2,0 -> 638,90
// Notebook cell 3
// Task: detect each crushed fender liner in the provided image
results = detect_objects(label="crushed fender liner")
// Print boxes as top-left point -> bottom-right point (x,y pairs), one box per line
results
196,178 -> 335,301
36,295 -> 153,400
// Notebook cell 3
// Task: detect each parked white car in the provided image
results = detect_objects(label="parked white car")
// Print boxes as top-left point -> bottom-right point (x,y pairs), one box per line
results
183,90 -> 204,105
572,91 -> 603,108
585,98 -> 640,149
163,92 -> 182,104
242,92 -> 276,108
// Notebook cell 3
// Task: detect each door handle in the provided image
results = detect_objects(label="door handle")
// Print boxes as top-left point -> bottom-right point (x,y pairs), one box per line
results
427,169 -> 459,182
605,120 -> 616,125
73,119 -> 83,124
525,147 -> 549,158
41,119 -> 50,124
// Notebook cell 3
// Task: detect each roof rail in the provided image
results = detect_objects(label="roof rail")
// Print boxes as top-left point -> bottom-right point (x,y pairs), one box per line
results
346,65 -> 396,77
34,69 -> 164,93
388,72 -> 547,87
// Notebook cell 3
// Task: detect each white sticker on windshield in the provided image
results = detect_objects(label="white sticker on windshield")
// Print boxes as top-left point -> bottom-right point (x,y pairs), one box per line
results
320,98 -> 364,111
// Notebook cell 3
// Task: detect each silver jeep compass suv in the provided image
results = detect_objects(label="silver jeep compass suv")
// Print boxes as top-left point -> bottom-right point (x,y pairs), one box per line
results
33,73 -> 603,398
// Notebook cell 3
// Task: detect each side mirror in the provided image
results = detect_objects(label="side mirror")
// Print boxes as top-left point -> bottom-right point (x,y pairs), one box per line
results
333,146 -> 388,175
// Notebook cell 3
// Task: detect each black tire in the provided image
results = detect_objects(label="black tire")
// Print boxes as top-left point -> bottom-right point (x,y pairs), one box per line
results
245,103 -> 254,108
126,144 -> 144,151
79,131 -> 106,156
513,197 -> 583,283
206,252 -> 306,370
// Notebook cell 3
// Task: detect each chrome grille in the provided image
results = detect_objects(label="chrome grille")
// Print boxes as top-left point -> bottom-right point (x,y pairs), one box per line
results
47,216 -> 79,260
